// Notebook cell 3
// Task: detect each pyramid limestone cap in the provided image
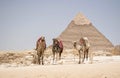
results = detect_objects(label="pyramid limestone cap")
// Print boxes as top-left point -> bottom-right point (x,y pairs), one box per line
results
73,13 -> 91,25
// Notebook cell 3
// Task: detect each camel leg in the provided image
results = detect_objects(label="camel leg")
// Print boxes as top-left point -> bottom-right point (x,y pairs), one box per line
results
86,49 -> 89,61
56,52 -> 59,61
41,52 -> 44,65
37,51 -> 41,65
78,51 -> 81,64
82,51 -> 85,63
59,49 -> 63,60
39,52 -> 43,65
38,55 -> 40,65
53,52 -> 55,64
41,56 -> 44,65
59,52 -> 61,60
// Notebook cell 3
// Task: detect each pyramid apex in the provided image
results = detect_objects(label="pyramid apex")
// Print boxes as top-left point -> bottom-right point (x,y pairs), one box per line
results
73,13 -> 91,25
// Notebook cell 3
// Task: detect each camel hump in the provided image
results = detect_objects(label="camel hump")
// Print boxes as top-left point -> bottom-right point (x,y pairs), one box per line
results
83,37 -> 90,48
83,37 -> 88,41
80,37 -> 90,48
83,37 -> 89,44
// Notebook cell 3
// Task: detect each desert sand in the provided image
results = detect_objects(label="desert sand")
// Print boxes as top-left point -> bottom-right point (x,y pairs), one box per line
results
0,56 -> 120,78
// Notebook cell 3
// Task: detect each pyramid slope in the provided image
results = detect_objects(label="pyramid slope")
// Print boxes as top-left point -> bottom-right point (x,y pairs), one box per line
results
58,13 -> 113,51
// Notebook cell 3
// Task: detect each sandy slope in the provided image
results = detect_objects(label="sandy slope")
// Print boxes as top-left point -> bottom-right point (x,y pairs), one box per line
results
0,61 -> 120,78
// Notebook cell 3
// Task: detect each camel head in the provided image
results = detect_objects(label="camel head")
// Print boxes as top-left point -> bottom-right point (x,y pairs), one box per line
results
73,41 -> 77,48
40,36 -> 45,42
52,38 -> 59,45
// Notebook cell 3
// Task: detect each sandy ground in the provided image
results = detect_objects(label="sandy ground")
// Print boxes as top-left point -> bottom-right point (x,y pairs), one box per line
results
0,56 -> 120,78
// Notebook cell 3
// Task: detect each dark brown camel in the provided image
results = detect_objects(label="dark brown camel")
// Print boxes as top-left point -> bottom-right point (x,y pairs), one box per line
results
73,37 -> 90,64
52,38 -> 63,64
35,36 -> 46,65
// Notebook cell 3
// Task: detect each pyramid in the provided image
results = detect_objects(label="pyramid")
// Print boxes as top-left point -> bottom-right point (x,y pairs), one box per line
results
58,13 -> 114,52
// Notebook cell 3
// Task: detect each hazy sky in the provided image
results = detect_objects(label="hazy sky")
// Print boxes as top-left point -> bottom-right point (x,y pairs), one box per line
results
0,0 -> 120,50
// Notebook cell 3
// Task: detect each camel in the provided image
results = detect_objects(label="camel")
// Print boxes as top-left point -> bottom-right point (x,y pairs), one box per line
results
35,36 -> 46,65
73,37 -> 90,64
52,38 -> 63,64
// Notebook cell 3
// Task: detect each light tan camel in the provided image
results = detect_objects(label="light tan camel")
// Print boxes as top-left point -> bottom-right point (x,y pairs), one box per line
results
73,37 -> 90,64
